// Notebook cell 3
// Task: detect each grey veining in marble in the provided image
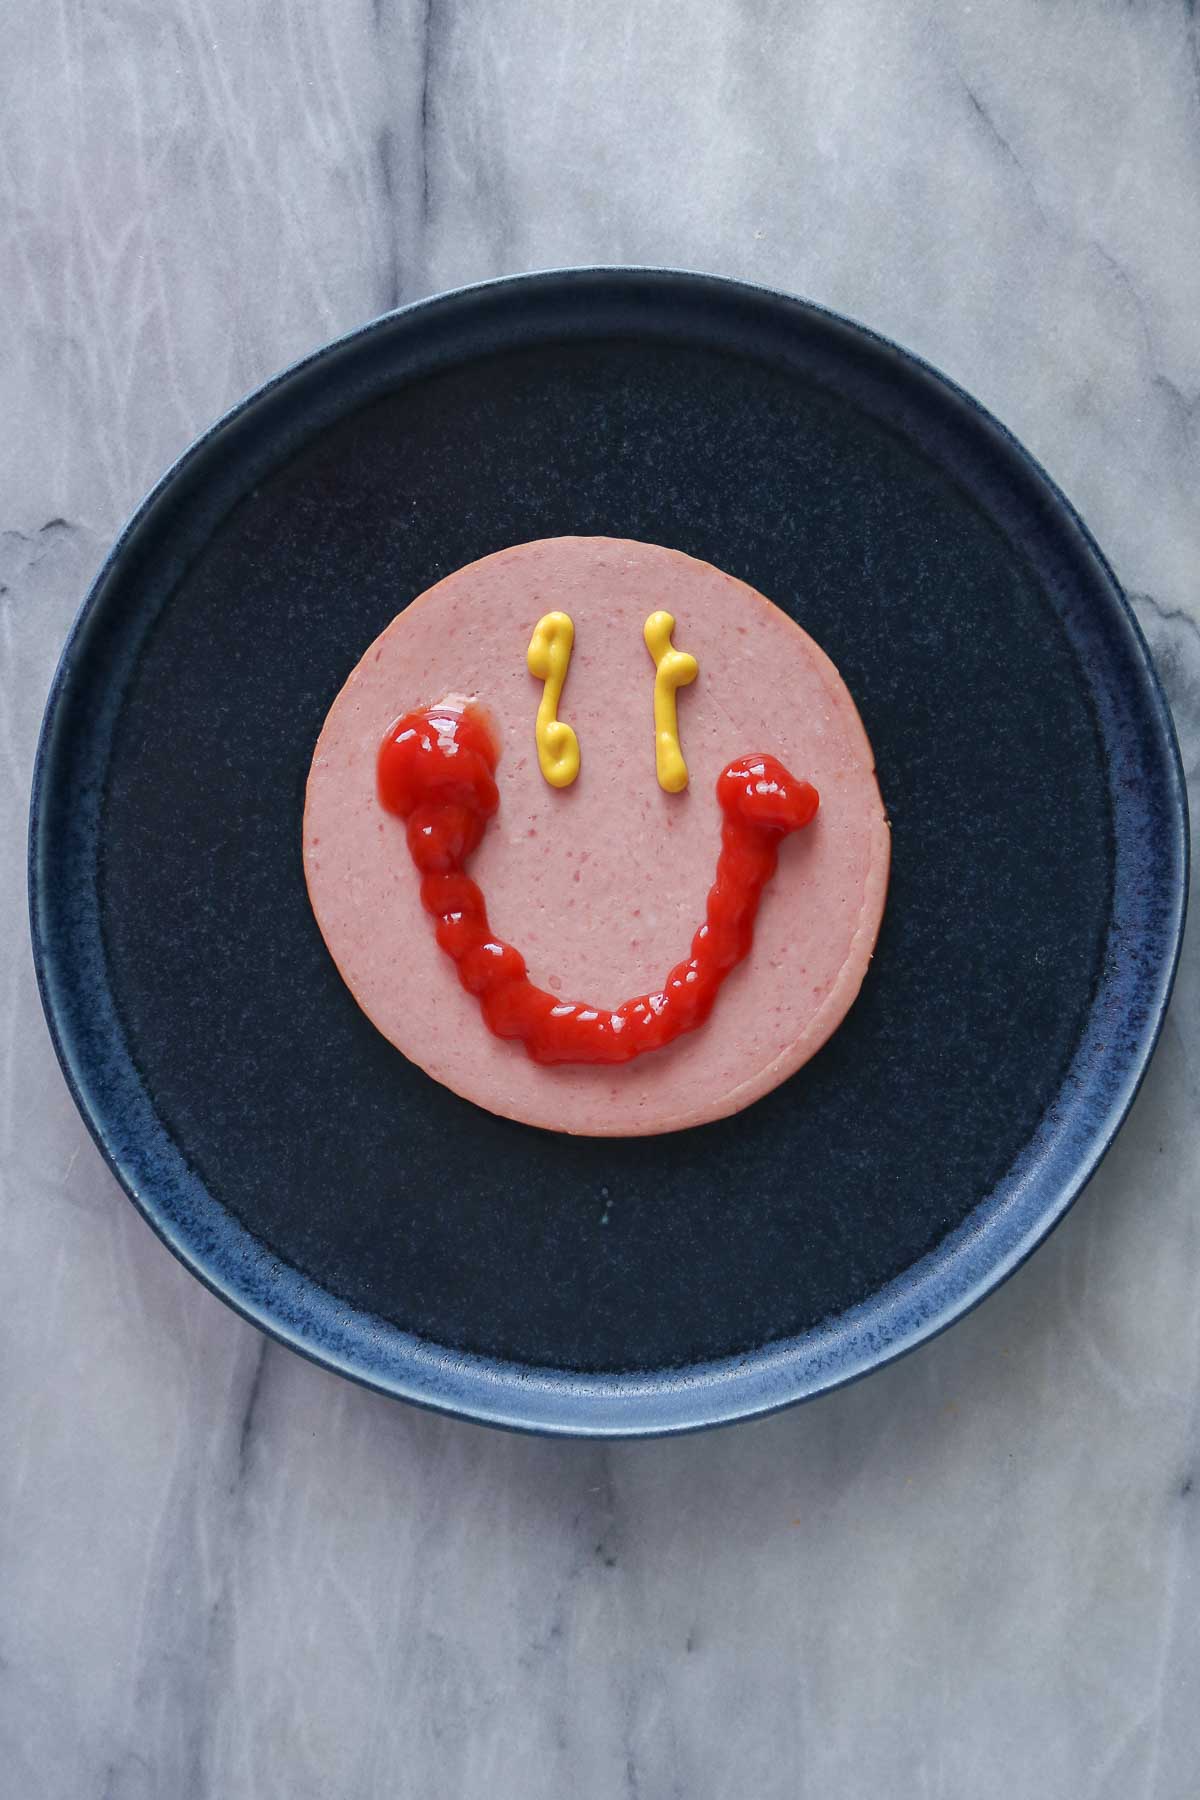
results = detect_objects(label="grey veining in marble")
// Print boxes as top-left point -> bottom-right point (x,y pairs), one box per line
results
3,3 -> 1200,1796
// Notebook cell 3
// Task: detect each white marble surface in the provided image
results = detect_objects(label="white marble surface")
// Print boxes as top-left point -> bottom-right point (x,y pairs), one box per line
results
3,3 -> 1199,1794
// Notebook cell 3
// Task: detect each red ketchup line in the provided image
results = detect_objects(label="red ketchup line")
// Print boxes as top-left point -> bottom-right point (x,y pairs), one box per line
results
377,702 -> 819,1067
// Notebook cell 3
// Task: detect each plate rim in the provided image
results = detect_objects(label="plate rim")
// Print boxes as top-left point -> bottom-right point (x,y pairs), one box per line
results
28,265 -> 1190,1437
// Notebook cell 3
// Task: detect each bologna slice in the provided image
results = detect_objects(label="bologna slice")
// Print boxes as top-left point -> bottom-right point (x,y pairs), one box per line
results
304,537 -> 890,1136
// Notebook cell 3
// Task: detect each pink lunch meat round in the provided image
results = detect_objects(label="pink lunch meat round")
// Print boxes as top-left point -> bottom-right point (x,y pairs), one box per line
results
304,536 -> 890,1136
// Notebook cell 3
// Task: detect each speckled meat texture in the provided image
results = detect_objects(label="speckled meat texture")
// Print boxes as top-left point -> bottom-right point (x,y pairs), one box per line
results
304,537 -> 890,1134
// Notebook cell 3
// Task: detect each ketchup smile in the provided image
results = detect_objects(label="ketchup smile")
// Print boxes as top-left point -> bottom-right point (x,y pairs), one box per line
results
377,702 -> 819,1066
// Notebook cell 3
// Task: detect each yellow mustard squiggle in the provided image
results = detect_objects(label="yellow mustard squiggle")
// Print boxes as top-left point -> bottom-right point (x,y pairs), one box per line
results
644,610 -> 699,793
526,611 -> 580,788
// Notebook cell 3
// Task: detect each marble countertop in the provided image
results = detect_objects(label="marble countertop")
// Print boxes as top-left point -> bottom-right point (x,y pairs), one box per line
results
3,4 -> 1199,1795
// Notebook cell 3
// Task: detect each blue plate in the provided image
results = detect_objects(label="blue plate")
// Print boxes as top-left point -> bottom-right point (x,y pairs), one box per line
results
29,270 -> 1188,1435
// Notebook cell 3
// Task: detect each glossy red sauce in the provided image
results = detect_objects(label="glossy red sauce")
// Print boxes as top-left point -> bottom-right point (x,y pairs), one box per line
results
377,702 -> 819,1066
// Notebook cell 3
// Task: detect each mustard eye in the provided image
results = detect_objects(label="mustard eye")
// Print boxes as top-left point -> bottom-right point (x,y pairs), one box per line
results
644,611 -> 699,793
526,611 -> 580,788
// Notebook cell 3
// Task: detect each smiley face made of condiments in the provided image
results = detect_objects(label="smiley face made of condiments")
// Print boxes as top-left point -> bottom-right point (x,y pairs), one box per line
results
304,537 -> 889,1137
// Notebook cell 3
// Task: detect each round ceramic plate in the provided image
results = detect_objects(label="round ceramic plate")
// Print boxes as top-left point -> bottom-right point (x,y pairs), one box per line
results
29,270 -> 1187,1436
